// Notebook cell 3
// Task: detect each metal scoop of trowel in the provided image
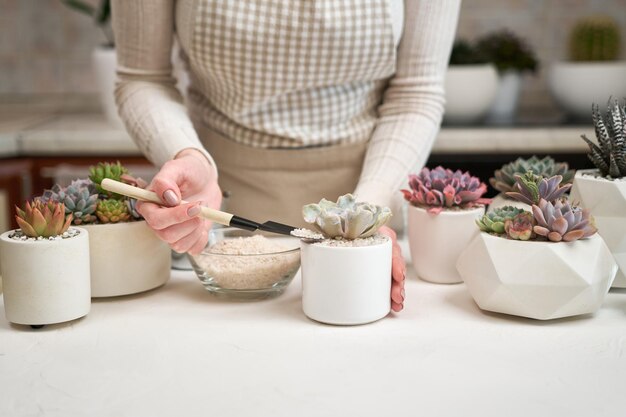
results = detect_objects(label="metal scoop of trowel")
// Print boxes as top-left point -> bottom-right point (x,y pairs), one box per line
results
101,178 -> 301,237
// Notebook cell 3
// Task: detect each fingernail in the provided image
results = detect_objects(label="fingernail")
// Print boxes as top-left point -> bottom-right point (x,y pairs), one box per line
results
163,190 -> 179,206
187,205 -> 201,217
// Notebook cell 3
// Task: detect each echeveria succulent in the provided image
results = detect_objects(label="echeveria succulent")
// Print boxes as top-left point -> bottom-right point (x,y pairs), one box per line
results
506,172 -> 571,205
302,194 -> 391,240
504,211 -> 534,241
15,200 -> 72,238
476,206 -> 526,234
401,166 -> 489,214
532,198 -> 597,242
581,99 -> 626,178
490,156 -> 574,194
96,199 -> 131,224
89,161 -> 129,198
43,179 -> 98,225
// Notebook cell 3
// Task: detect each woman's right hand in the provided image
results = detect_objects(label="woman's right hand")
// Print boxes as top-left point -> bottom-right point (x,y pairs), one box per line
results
137,149 -> 222,255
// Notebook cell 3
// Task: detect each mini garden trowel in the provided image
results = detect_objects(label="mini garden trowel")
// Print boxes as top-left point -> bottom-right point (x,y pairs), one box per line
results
101,178 -> 299,237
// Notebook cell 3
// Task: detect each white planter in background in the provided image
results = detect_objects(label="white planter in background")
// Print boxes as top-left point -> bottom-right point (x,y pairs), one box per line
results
570,169 -> 626,288
408,205 -> 485,284
0,228 -> 91,326
444,64 -> 499,124
487,193 -> 531,213
548,62 -> 626,120
457,233 -> 617,320
301,237 -> 392,325
82,221 -> 171,297
485,71 -> 522,125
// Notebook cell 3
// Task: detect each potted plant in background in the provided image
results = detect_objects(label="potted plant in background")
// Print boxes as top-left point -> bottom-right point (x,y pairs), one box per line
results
299,194 -> 392,325
402,167 -> 489,284
444,40 -> 499,124
476,29 -> 539,125
457,174 -> 617,320
549,16 -> 626,120
43,161 -> 171,297
0,200 -> 90,328
489,156 -> 575,211
571,99 -> 626,288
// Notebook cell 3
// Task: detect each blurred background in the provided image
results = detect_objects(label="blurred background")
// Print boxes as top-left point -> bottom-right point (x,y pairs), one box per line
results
0,0 -> 625,232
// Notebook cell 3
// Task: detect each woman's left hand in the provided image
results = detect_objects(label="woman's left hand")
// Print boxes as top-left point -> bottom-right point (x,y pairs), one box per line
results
379,226 -> 406,312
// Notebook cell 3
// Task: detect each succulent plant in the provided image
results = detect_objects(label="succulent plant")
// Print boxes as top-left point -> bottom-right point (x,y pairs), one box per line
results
569,16 -> 621,62
302,194 -> 391,240
532,198 -> 597,242
476,206 -> 526,234
506,172 -> 572,206
581,99 -> 626,178
476,29 -> 538,73
89,161 -> 129,198
504,211 -> 535,241
96,199 -> 131,224
402,166 -> 489,215
42,179 -> 99,225
126,199 -> 142,220
449,39 -> 489,65
15,200 -> 73,238
490,156 -> 575,194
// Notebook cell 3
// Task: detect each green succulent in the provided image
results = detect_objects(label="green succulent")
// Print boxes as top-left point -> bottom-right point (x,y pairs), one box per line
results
96,199 -> 131,224
569,16 -> 621,62
476,29 -> 538,73
302,194 -> 391,240
581,99 -> 626,178
476,206 -> 526,234
15,200 -> 72,238
89,161 -> 129,198
43,179 -> 98,225
490,156 -> 574,194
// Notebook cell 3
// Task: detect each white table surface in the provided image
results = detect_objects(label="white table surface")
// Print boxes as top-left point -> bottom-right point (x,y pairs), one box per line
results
1,241 -> 626,417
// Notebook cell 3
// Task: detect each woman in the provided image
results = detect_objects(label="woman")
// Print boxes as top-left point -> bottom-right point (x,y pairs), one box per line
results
112,0 -> 461,312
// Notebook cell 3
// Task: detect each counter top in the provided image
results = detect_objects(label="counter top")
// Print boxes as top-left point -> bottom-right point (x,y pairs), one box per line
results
0,113 -> 593,159
1,241 -> 625,417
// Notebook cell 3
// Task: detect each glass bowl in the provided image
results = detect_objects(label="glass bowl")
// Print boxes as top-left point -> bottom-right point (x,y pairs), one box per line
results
187,227 -> 301,300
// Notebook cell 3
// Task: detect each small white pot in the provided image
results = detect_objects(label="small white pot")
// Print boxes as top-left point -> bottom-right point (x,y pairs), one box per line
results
301,237 -> 392,325
444,64 -> 499,124
408,205 -> 485,284
487,193 -> 531,213
571,169 -> 626,288
548,62 -> 626,120
81,221 -> 171,297
485,71 -> 522,125
457,233 -> 617,320
0,228 -> 91,326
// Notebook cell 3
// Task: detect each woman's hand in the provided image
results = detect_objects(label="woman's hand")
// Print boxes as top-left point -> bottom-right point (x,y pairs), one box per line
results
136,149 -> 222,255
379,226 -> 406,312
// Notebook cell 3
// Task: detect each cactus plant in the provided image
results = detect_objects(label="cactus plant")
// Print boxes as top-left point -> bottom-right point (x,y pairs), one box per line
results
89,161 -> 129,198
476,30 -> 538,73
402,166 -> 489,214
532,198 -> 597,242
490,156 -> 575,194
96,199 -> 131,224
581,99 -> 626,178
504,211 -> 535,241
506,172 -> 572,206
42,179 -> 99,225
569,16 -> 621,62
476,206 -> 525,234
15,200 -> 73,238
302,194 -> 391,240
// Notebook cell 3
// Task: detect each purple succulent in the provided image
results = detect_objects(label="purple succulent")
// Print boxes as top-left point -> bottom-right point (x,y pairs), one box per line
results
532,198 -> 597,242
506,172 -> 572,205
504,211 -> 534,241
402,166 -> 489,215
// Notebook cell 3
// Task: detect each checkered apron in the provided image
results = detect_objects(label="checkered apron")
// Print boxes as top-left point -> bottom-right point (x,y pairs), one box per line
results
182,0 -> 397,225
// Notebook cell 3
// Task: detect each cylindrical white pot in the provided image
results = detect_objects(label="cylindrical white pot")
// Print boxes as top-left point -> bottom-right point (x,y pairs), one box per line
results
408,205 -> 485,284
81,221 -> 171,297
487,193 -> 531,213
444,64 -> 499,124
485,71 -> 521,125
301,238 -> 392,325
0,228 -> 91,326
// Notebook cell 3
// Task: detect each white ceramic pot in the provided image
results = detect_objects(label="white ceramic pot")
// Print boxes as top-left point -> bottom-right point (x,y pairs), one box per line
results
548,62 -> 626,120
0,228 -> 91,326
444,64 -> 499,124
570,169 -> 626,288
301,237 -> 392,325
408,205 -> 485,284
487,193 -> 531,213
485,71 -> 521,125
82,221 -> 171,297
457,233 -> 617,320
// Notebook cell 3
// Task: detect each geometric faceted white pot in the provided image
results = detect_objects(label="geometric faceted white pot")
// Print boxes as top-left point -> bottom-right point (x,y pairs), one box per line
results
444,64 -> 499,124
81,221 -> 171,298
456,233 -> 617,320
570,169 -> 626,288
301,237 -> 392,325
487,193 -> 531,213
0,227 -> 91,327
408,205 -> 485,284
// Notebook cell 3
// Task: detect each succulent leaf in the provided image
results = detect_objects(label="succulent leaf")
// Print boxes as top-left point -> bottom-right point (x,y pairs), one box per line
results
42,179 -> 99,225
582,99 -> 626,178
506,173 -> 571,205
96,199 -> 131,224
530,199 -> 597,242
89,161 -> 129,198
15,199 -> 73,238
476,206 -> 525,234
490,156 -> 574,194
